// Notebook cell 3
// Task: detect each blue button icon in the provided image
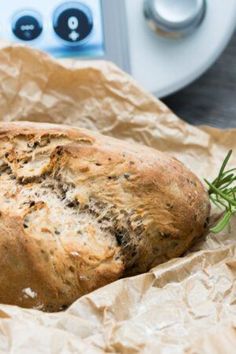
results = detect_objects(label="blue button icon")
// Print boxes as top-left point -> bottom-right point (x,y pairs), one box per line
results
53,2 -> 93,45
12,10 -> 43,41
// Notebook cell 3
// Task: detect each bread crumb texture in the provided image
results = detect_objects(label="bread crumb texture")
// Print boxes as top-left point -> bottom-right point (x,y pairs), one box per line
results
0,122 -> 210,311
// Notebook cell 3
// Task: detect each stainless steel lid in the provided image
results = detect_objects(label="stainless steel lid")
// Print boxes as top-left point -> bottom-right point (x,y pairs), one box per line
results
144,0 -> 206,37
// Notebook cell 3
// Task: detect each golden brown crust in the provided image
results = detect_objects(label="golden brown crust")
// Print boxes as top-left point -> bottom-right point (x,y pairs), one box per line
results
0,122 -> 210,311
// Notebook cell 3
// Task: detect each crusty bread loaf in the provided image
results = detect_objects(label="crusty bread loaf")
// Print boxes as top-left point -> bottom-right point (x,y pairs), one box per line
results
0,122 -> 210,311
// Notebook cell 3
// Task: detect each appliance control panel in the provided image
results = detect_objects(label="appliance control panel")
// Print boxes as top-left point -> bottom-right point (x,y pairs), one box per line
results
0,0 -> 105,58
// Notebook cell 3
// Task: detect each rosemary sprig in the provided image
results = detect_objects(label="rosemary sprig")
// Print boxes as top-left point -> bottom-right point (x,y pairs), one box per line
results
204,149 -> 236,233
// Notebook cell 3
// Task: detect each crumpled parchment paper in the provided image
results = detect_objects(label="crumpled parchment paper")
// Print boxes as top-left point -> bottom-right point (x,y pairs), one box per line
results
0,42 -> 236,354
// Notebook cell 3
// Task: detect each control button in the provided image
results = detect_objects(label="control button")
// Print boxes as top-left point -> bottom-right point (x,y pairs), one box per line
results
12,10 -> 43,41
143,0 -> 206,37
53,2 -> 93,45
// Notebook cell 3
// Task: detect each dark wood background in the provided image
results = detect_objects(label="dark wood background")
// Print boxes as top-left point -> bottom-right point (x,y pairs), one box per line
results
163,32 -> 236,128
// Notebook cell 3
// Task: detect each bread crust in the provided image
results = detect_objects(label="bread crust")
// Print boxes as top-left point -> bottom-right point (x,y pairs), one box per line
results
0,122 -> 210,311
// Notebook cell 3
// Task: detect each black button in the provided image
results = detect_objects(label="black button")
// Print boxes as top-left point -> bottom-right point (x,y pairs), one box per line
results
53,3 -> 93,45
12,11 -> 43,41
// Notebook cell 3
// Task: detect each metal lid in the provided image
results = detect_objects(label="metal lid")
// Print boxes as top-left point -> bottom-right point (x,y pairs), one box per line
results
144,0 -> 206,37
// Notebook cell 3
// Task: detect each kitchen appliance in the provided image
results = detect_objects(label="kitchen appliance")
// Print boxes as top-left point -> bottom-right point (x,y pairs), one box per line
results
1,0 -> 236,97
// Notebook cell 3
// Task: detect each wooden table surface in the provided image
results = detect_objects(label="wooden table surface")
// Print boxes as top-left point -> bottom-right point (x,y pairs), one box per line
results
163,31 -> 236,129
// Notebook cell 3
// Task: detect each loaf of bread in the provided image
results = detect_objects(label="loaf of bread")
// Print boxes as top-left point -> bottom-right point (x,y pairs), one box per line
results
0,122 -> 210,311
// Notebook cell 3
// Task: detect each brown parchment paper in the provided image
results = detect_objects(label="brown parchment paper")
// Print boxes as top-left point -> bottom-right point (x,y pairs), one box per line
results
0,42 -> 236,353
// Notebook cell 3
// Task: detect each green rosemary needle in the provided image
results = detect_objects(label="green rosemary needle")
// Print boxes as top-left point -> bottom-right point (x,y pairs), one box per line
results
204,149 -> 236,233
